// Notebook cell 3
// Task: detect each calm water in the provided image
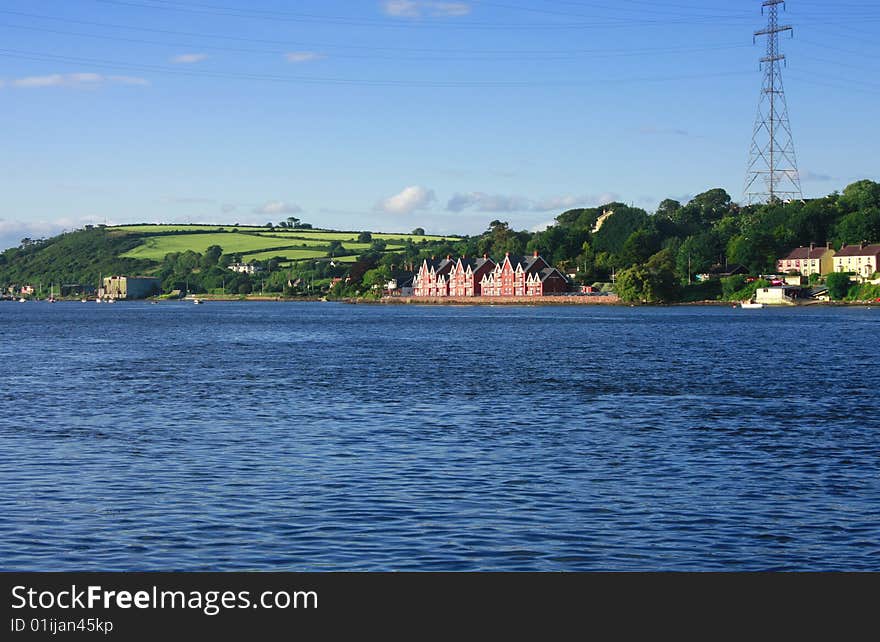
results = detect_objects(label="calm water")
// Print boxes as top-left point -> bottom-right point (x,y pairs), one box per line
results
1,302 -> 878,571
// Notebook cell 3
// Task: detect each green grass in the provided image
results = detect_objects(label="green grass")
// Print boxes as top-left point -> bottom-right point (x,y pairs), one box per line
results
115,225 -> 456,263
120,232 -> 304,261
115,224 -> 266,233
245,249 -> 329,262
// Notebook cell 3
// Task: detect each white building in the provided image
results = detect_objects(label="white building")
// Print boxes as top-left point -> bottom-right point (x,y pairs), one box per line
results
832,243 -> 880,278
754,286 -> 799,305
228,263 -> 263,275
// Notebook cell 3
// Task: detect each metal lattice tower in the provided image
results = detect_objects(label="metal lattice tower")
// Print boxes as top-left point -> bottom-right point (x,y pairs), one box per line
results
744,0 -> 803,204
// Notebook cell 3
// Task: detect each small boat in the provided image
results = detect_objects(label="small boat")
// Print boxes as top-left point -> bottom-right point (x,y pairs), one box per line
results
81,299 -> 88,303
18,297 -> 26,303
741,301 -> 764,309
193,298 -> 203,305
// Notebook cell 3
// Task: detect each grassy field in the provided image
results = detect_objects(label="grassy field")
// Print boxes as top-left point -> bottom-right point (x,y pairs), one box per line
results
114,225 -> 458,264
114,224 -> 267,234
120,233 -> 301,261
245,249 -> 329,262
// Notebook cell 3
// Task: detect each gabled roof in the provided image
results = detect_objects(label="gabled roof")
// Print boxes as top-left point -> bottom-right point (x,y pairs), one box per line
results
497,253 -> 548,273
781,246 -> 833,260
420,257 -> 456,275
836,243 -> 880,257
538,267 -> 567,282
454,257 -> 495,273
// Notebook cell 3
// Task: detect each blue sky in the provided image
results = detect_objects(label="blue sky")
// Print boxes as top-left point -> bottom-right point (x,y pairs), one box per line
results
1,0 -> 878,249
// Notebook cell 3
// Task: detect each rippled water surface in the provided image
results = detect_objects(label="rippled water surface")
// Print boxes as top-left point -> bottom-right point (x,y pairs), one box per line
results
1,302 -> 878,571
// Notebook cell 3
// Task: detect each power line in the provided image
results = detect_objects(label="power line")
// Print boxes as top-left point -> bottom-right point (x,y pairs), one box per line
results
0,9 -> 747,56
0,46 -> 753,89
88,0 -> 758,30
0,20 -> 751,62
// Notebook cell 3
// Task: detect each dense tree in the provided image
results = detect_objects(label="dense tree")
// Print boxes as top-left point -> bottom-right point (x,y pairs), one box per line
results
676,232 -> 719,282
615,249 -> 679,303
592,206 -> 650,256
839,179 -> 880,212
826,272 -> 854,300
834,208 -> 880,245
201,244 -> 223,268
357,231 -> 373,244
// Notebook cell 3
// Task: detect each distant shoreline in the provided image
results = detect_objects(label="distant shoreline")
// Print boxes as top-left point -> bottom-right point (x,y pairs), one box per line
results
7,296 -> 875,308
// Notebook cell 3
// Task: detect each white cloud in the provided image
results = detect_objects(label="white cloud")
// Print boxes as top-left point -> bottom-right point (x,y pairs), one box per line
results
447,192 -> 529,213
171,53 -> 209,64
109,75 -> 150,86
531,220 -> 556,233
801,170 -> 835,183
447,192 -> 617,213
382,1 -> 472,18
253,201 -> 303,215
285,52 -> 325,63
376,186 -> 436,215
532,195 -> 582,211
2,73 -> 149,89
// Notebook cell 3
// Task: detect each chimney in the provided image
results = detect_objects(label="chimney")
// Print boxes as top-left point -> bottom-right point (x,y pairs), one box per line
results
809,243 -> 815,251
860,242 -> 866,249
447,254 -> 451,260
826,242 -> 831,249
483,253 -> 488,259
533,250 -> 539,258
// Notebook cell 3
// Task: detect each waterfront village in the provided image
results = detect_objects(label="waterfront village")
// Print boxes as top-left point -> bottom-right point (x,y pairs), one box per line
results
5,242 -> 880,306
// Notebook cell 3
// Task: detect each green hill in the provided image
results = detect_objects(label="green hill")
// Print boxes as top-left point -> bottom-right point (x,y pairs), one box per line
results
0,223 -> 459,293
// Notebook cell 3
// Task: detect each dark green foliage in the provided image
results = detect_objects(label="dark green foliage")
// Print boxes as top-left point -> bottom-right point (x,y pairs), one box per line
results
592,206 -> 650,256
826,272 -> 854,300
721,275 -> 746,299
834,208 -> 880,245
615,249 -> 679,303
0,228 -> 153,287
679,280 -> 722,303
676,232 -> 719,281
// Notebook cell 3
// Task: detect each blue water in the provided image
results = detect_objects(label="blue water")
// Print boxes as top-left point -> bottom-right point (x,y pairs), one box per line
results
1,302 -> 878,571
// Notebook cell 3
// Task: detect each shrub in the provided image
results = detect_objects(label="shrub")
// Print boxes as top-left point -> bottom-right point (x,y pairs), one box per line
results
826,272 -> 854,300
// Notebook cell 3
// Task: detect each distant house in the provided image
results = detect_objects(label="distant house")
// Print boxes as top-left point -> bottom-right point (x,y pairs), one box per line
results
695,264 -> 749,282
448,256 -> 495,297
20,285 -> 35,296
481,252 -> 569,297
101,276 -> 161,300
755,286 -> 800,305
413,257 -> 456,297
385,273 -> 414,296
591,209 -> 615,234
777,244 -> 835,276
228,263 -> 263,275
833,243 -> 880,278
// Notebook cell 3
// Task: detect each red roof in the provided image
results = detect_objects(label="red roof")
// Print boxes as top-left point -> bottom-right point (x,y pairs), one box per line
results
835,244 -> 880,257
781,246 -> 832,260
